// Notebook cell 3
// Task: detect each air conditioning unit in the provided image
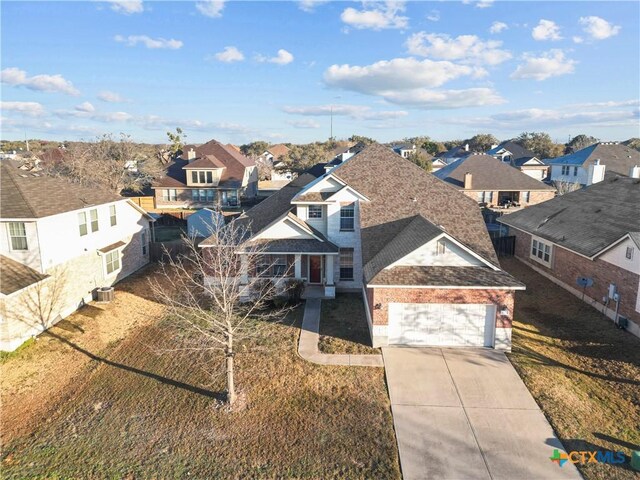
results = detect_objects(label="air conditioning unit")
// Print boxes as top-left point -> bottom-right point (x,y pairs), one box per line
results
97,286 -> 115,303
616,316 -> 628,330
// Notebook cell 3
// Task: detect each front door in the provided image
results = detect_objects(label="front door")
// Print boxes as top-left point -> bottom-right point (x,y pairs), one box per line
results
309,256 -> 322,284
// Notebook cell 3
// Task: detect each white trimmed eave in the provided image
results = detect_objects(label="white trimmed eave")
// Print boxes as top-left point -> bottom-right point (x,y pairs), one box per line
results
251,213 -> 323,242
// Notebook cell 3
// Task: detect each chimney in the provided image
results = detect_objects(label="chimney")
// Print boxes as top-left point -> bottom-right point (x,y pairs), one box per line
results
630,165 -> 640,179
187,148 -> 196,161
464,172 -> 473,189
464,143 -> 469,152
587,160 -> 606,185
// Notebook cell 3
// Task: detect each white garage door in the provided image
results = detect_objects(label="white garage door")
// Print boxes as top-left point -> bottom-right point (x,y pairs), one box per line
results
388,303 -> 495,347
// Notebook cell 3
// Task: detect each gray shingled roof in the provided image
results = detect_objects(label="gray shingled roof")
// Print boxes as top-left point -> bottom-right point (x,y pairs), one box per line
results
546,143 -> 640,176
434,154 -> 555,191
241,238 -> 339,253
1,255 -> 49,295
369,266 -> 525,288
363,215 -> 443,283
1,161 -> 122,219
498,176 -> 640,257
330,144 -> 500,268
487,141 -> 535,160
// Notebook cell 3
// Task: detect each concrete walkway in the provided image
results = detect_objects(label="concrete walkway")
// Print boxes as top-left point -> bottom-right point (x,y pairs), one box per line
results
383,347 -> 582,480
298,298 -> 383,367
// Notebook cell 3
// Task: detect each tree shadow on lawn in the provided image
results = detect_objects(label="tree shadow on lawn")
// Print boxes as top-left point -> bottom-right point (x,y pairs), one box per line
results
43,330 -> 225,402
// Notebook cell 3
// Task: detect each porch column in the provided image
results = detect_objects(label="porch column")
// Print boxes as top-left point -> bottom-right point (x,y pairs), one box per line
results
294,254 -> 302,278
325,254 -> 334,286
240,255 -> 249,284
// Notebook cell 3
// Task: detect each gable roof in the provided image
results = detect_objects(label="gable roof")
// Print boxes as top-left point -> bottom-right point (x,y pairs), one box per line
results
433,154 -> 554,191
437,145 -> 470,159
546,143 -> 640,176
488,141 -> 535,160
1,161 -> 122,219
267,144 -> 290,159
512,156 -> 544,167
328,143 -> 500,269
498,176 -> 640,257
0,255 -> 49,296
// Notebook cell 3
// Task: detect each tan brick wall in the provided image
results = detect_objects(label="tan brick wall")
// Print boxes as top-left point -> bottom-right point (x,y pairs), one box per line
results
462,189 -> 554,207
366,287 -> 514,328
511,228 -> 640,329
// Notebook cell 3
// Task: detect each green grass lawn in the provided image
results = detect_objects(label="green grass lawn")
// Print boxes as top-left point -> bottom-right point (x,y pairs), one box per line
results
318,293 -> 379,355
503,257 -> 640,480
1,307 -> 399,479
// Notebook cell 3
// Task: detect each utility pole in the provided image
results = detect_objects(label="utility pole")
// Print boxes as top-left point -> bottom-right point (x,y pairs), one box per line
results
330,104 -> 333,141
25,132 -> 30,152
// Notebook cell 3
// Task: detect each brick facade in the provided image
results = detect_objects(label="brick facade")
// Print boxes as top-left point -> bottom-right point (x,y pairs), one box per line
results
462,190 -> 555,207
511,227 -> 640,333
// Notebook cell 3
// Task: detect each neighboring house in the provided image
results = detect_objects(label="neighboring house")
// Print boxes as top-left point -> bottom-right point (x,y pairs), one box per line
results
487,141 -> 548,181
0,161 -> 154,351
436,144 -> 471,163
187,208 -> 224,240
259,144 -> 292,182
200,144 -> 524,350
391,143 -> 416,159
546,142 -> 640,186
498,177 -> 640,338
152,140 -> 258,210
510,156 -> 548,181
0,150 -> 19,160
433,154 -> 555,208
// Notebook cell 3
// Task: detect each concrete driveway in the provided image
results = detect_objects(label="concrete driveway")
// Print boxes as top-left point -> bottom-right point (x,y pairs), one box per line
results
383,347 -> 582,480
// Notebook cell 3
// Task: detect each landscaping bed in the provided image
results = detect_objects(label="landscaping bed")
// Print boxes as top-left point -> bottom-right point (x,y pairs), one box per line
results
318,293 -> 379,355
1,288 -> 399,478
502,257 -> 640,480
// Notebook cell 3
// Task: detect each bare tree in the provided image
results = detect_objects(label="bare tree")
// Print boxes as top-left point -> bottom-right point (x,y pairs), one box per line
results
149,220 -> 301,406
553,180 -> 582,196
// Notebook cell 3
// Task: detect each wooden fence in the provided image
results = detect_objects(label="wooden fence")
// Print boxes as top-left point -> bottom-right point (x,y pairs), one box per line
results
150,239 -> 190,262
492,236 -> 516,257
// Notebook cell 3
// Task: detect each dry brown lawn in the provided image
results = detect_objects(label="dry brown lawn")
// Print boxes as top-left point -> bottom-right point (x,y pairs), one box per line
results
1,271 -> 399,479
503,257 -> 640,480
318,293 -> 379,355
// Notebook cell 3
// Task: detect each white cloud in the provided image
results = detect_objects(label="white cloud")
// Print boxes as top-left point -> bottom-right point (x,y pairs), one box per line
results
1,67 -> 80,96
287,119 -> 321,129
572,36 -> 584,44
1,101 -> 45,116
532,19 -> 562,41
569,99 -> 640,108
462,0 -> 494,8
75,101 -> 95,113
107,1 -> 144,14
405,33 -> 511,66
380,88 -> 505,109
511,50 -> 576,81
114,34 -> 183,49
426,10 -> 440,22
282,104 -> 408,120
213,46 -> 245,63
579,16 -> 621,40
196,0 -> 225,18
256,49 -> 294,65
97,90 -> 128,103
489,21 -> 508,34
340,1 -> 409,31
298,0 -> 329,12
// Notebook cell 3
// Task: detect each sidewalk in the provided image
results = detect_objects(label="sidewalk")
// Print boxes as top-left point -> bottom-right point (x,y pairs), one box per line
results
298,298 -> 384,367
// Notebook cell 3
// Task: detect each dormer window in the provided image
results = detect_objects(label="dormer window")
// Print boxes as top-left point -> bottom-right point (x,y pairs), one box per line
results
191,171 -> 213,184
308,205 -> 323,219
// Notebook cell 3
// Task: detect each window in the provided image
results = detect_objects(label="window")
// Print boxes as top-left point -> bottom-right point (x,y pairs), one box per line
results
272,255 -> 287,276
142,229 -> 149,255
340,204 -> 355,231
162,189 -> 177,202
435,238 -> 446,255
78,212 -> 88,236
191,171 -> 198,183
573,166 -> 578,176
207,189 -> 215,202
561,165 -> 570,175
206,171 -> 213,183
199,171 -> 206,183
626,246 -> 634,260
90,209 -> 99,232
8,222 -> 28,250
308,205 -> 323,219
256,255 -> 271,277
105,250 -> 121,275
522,191 -> 530,203
109,205 -> 117,226
531,238 -> 552,265
477,191 -> 493,203
339,248 -> 354,280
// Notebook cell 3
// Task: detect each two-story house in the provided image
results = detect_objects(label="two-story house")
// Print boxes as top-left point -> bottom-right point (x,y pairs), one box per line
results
546,142 -> 640,186
152,139 -> 257,210
0,161 -> 154,351
200,144 -> 525,350
434,154 -> 555,209
487,141 -> 548,181
499,176 -> 640,338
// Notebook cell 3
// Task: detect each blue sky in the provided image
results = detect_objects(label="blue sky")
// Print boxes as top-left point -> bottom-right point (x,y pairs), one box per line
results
2,1 -> 639,145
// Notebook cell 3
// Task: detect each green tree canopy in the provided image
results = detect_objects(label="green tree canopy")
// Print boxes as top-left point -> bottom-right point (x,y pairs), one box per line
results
240,141 -> 270,157
565,134 -> 599,153
514,132 -> 564,159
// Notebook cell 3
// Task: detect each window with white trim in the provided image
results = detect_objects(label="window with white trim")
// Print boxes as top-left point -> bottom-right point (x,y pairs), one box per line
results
142,229 -> 149,255
90,209 -> 99,233
256,255 -> 271,277
78,212 -> 88,236
477,191 -> 493,203
626,246 -> 634,260
339,248 -> 354,280
340,204 -> 355,231
105,250 -> 121,275
162,189 -> 177,202
308,205 -> 323,219
109,205 -> 117,226
561,165 -> 570,175
531,238 -> 552,266
8,222 -> 28,250
573,166 -> 578,176
272,255 -> 287,276
522,191 -> 530,203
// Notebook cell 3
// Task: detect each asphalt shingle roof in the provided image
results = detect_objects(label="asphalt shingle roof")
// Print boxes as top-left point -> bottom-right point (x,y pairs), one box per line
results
0,255 -> 49,295
487,141 -> 535,160
369,266 -> 525,288
546,143 -> 640,176
498,176 -> 640,257
433,154 -> 555,191
1,161 -> 121,219
241,238 -> 339,253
